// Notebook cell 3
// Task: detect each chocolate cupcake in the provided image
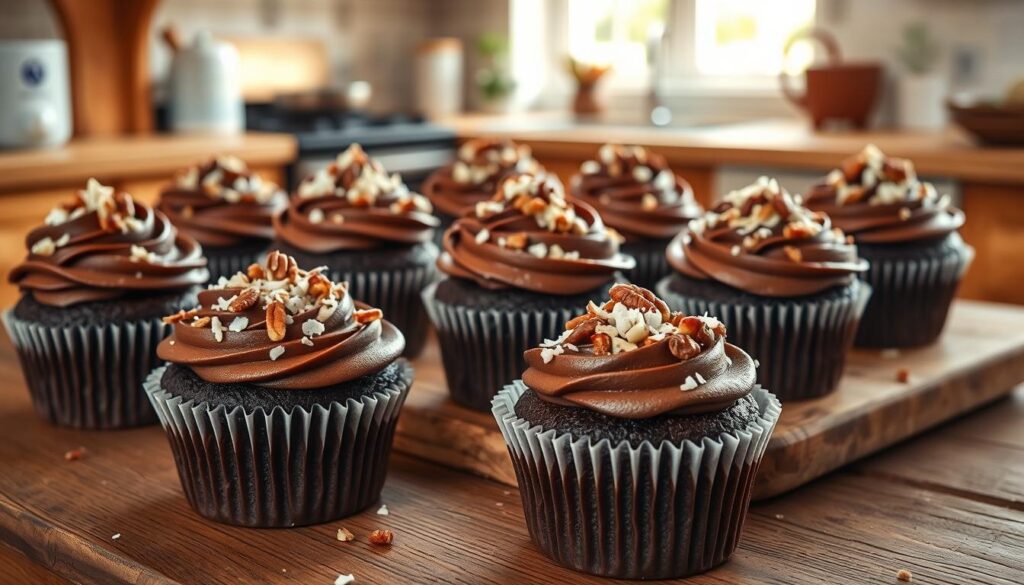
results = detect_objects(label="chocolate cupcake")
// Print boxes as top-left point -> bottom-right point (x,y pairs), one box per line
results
806,145 -> 972,347
492,284 -> 781,579
5,179 -> 208,428
145,250 -> 411,527
157,155 -> 287,280
422,137 -> 542,245
424,172 -> 634,411
571,144 -> 703,288
273,144 -> 439,358
658,177 -> 869,401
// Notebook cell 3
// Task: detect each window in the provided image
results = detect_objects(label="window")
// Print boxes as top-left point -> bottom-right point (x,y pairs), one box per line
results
543,0 -> 817,94
566,0 -> 669,80
694,0 -> 816,76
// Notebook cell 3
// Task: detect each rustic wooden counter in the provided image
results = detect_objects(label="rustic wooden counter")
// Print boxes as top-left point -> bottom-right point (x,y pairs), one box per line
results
443,113 -> 1024,184
0,330 -> 1021,584
0,133 -> 297,194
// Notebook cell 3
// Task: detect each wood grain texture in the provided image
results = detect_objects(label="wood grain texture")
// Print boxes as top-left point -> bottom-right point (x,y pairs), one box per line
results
0,133 -> 296,194
443,113 -> 1024,185
49,0 -> 160,136
395,300 -> 1024,498
0,320 -> 1021,583
0,543 -> 71,585
958,182 -> 1024,304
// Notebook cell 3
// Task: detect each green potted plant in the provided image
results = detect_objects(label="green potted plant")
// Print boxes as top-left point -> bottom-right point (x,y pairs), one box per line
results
895,23 -> 945,130
475,32 -> 515,113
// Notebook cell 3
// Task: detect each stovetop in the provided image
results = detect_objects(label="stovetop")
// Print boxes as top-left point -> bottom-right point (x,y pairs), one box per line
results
244,104 -> 456,154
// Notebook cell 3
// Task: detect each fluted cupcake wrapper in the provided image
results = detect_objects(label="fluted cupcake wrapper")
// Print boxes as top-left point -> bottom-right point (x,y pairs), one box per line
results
323,262 -> 436,359
144,361 -> 412,528
492,381 -> 781,579
622,238 -> 673,290
657,279 -> 871,401
3,311 -> 165,429
421,281 -> 580,412
855,242 -> 974,348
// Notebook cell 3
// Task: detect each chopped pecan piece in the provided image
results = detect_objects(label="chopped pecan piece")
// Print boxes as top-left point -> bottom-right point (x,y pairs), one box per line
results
247,262 -> 265,281
504,232 -> 528,250
783,245 -> 803,263
190,316 -> 211,328
521,197 -> 547,215
590,333 -> 612,356
368,529 -> 393,546
354,308 -> 383,324
227,287 -> 259,312
564,317 -> 601,345
307,274 -> 331,299
266,301 -> 286,341
608,283 -> 670,320
667,334 -> 702,360
266,250 -> 298,281
162,308 -> 198,325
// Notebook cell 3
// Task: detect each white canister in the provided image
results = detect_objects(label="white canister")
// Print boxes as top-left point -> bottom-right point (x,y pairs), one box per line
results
898,74 -> 947,131
0,40 -> 73,149
415,38 -> 463,119
169,31 -> 244,133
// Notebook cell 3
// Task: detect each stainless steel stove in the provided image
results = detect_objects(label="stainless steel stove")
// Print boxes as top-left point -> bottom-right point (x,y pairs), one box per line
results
244,103 -> 457,190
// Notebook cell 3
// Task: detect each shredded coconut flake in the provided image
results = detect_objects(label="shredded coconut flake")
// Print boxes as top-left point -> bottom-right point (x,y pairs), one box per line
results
228,316 -> 248,332
269,346 -> 286,361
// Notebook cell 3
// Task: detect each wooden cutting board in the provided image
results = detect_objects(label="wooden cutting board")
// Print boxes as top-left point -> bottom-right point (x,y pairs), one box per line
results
396,300 -> 1024,499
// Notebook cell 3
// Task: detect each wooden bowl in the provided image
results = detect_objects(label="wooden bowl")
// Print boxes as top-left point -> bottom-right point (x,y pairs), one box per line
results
947,100 -> 1024,145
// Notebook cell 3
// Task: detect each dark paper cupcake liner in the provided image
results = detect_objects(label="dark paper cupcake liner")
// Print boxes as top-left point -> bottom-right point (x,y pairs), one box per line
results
622,238 -> 673,290
324,261 -> 436,359
144,360 -> 412,527
657,278 -> 870,401
492,381 -> 781,579
855,239 -> 974,348
3,311 -> 165,429
422,281 -> 581,412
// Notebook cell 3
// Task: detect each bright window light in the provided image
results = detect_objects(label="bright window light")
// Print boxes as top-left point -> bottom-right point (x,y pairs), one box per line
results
694,0 -> 816,76
567,0 -> 668,78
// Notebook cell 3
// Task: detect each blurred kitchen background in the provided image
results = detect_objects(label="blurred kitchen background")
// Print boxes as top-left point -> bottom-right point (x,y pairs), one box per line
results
0,0 -> 1022,306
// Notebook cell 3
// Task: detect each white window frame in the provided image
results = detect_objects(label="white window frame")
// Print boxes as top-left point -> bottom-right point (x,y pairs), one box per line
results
514,0 -> 817,105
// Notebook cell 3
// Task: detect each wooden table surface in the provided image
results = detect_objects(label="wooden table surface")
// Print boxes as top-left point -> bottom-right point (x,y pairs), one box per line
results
0,329 -> 1021,584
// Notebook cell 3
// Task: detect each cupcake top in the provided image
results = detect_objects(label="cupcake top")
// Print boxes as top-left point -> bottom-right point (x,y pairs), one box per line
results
438,172 -> 635,295
273,144 -> 439,252
570,144 -> 703,240
9,179 -> 208,307
666,176 -> 867,297
806,144 -> 965,244
157,155 -> 287,248
522,284 -> 755,419
157,250 -> 404,389
423,138 -> 543,218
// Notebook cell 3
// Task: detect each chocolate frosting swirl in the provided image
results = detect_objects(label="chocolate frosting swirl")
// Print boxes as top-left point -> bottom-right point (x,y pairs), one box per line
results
157,156 -> 287,248
274,144 -> 439,252
522,284 -> 756,419
806,145 -> 965,244
667,177 -> 867,297
570,144 -> 703,240
438,172 -> 635,295
423,138 -> 543,217
9,179 -> 208,307
157,250 -> 404,389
